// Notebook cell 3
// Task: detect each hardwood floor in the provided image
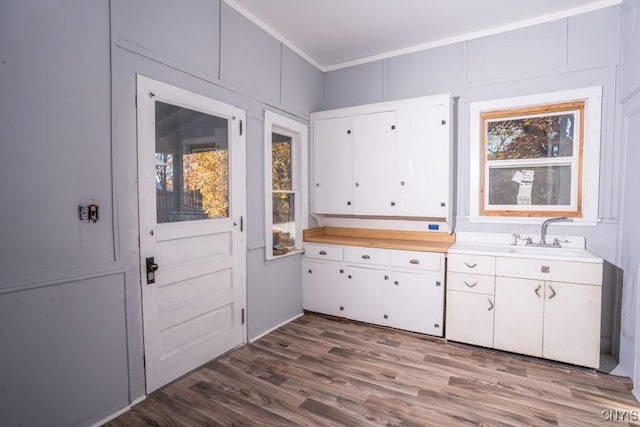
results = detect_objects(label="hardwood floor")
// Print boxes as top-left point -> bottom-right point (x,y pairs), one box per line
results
106,313 -> 640,426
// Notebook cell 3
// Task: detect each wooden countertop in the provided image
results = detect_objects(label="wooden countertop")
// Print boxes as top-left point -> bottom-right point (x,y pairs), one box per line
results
303,227 -> 455,253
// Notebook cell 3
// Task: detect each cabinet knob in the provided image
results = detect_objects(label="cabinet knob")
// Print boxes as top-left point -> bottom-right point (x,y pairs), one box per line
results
541,266 -> 550,273
315,183 -> 320,187
394,280 -> 399,286
434,323 -> 440,328
347,129 -> 351,134
384,275 -> 389,280
340,269 -> 344,273
391,125 -> 396,130
355,182 -> 360,187
440,202 -> 446,207
347,201 -> 351,206
400,181 -> 405,186
383,314 -> 388,319
436,281 -> 441,286
390,201 -> 396,206
348,275 -> 352,279
340,306 -> 344,311
308,269 -> 312,274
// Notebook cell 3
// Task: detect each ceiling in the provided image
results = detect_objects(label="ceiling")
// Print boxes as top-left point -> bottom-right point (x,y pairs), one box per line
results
225,0 -> 621,71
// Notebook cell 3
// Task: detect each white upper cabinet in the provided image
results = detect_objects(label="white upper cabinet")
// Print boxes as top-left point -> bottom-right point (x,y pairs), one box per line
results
313,116 -> 354,214
311,94 -> 452,222
396,104 -> 449,217
352,111 -> 397,215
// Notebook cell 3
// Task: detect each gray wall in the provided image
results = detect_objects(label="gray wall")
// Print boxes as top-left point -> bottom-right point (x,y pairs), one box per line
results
322,6 -> 628,368
0,0 -> 321,425
621,0 -> 640,397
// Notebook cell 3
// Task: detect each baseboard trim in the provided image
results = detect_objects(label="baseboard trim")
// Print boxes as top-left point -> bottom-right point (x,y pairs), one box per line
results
89,395 -> 147,427
250,312 -> 303,343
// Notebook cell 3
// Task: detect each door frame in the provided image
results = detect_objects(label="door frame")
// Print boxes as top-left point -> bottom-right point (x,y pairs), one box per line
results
135,74 -> 248,391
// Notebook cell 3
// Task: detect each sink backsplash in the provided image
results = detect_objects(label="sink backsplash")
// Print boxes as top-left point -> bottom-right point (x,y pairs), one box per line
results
455,232 -> 586,249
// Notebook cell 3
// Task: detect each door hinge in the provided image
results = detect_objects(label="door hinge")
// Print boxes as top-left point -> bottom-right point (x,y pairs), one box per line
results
134,95 -> 137,108
241,308 -> 245,324
240,216 -> 244,232
239,119 -> 243,136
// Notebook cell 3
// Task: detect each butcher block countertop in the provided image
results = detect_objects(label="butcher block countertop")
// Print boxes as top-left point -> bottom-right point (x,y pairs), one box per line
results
303,227 -> 455,253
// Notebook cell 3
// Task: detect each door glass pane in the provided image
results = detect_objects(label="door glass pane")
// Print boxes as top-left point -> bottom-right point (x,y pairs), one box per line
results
272,133 -> 292,191
488,165 -> 572,206
155,101 -> 229,223
272,192 -> 295,247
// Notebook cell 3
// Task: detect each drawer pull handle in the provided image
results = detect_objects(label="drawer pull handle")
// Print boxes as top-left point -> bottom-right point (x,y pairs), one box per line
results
319,250 -> 327,255
361,255 -> 371,259
464,281 -> 477,288
541,265 -> 550,273
409,259 -> 420,265
464,262 -> 477,268
548,285 -> 557,299
534,284 -> 542,298
487,299 -> 494,311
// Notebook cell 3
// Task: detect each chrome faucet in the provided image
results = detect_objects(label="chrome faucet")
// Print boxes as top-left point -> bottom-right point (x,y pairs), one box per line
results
539,217 -> 573,246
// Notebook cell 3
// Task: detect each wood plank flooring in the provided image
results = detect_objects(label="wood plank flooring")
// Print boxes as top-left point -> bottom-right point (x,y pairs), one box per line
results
106,313 -> 640,426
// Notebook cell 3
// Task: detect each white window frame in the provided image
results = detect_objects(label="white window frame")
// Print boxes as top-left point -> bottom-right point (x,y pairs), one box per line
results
469,86 -> 602,225
264,110 -> 308,260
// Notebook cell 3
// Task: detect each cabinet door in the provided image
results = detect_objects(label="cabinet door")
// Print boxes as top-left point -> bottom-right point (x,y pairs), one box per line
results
386,271 -> 444,336
494,277 -> 544,357
303,259 -> 346,317
313,117 -> 353,214
543,282 -> 601,368
396,104 -> 449,217
352,111 -> 397,215
445,291 -> 494,347
344,266 -> 386,324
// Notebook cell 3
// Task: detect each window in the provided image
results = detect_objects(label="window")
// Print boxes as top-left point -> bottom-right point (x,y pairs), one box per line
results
264,111 -> 308,259
469,87 -> 602,223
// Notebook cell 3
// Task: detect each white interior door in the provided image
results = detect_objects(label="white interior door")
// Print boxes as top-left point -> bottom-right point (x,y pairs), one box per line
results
136,75 -> 246,393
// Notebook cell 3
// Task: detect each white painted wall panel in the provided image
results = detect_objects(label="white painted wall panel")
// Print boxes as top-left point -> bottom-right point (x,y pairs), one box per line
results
465,20 -> 567,85
622,0 -> 640,100
568,6 -> 620,69
220,3 -> 281,105
322,61 -> 385,109
388,44 -> 463,100
0,1 -> 114,281
282,46 -> 323,116
0,274 -> 128,427
112,0 -> 220,81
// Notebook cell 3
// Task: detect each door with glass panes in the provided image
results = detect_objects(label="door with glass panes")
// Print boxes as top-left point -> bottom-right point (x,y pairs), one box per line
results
136,75 -> 246,392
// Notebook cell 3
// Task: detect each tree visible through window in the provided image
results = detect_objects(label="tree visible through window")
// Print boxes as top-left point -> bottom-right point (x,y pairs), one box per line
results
272,133 -> 295,251
480,101 -> 584,217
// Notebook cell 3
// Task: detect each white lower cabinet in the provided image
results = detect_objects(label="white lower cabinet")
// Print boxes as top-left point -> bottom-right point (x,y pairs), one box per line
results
447,252 -> 602,369
344,266 -> 386,324
303,259 -> 346,317
303,243 -> 445,336
385,270 -> 444,335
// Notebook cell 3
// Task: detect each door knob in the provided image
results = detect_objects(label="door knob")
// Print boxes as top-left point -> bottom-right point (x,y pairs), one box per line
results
146,257 -> 159,284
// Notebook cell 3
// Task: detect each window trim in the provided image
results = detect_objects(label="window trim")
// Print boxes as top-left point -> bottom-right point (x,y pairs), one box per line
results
479,101 -> 585,217
264,110 -> 308,260
469,86 -> 602,224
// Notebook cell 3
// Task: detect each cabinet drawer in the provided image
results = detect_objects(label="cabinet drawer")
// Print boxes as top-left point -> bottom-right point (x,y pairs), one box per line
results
447,272 -> 495,295
496,257 -> 552,281
389,250 -> 442,272
496,257 -> 602,285
448,254 -> 495,275
344,247 -> 389,266
550,260 -> 602,286
304,243 -> 343,261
